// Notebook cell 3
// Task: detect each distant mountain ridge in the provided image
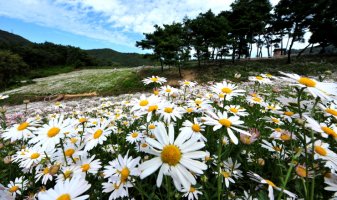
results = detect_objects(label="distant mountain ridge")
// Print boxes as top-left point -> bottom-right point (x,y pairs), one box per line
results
0,29 -> 155,67
86,48 -> 156,67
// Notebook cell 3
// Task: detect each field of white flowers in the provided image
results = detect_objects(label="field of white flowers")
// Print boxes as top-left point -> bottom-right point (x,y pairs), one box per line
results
0,72 -> 337,200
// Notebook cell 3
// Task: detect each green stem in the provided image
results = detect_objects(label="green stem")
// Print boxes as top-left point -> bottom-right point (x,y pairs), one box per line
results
217,129 -> 224,200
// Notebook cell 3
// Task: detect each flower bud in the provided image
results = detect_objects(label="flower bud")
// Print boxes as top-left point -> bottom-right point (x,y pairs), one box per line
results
258,158 -> 265,166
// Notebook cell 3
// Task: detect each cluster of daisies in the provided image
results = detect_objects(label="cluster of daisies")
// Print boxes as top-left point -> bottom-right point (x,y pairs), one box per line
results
0,72 -> 337,200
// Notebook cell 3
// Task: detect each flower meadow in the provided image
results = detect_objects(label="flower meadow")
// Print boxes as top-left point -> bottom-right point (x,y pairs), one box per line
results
1,72 -> 337,200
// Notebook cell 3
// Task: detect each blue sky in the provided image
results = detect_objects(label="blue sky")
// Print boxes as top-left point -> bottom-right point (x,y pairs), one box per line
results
0,0 -> 306,54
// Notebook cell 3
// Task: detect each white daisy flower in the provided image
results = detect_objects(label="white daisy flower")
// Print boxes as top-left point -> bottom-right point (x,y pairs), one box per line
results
248,75 -> 272,84
78,155 -> 102,174
126,131 -> 143,144
225,105 -> 248,116
7,176 -> 28,199
102,182 -> 131,200
324,172 -> 337,197
142,76 -> 167,85
211,80 -> 245,101
280,71 -> 337,101
139,122 -> 207,191
203,111 -> 251,144
248,171 -> 297,200
35,165 -> 55,185
179,80 -> 197,88
103,153 -> 141,184
182,186 -> 203,200
0,94 -> 9,100
180,118 -> 206,142
38,176 -> 91,200
319,102 -> 337,119
158,103 -> 183,123
29,115 -> 73,151
84,120 -> 113,151
304,115 -> 337,138
1,118 -> 38,142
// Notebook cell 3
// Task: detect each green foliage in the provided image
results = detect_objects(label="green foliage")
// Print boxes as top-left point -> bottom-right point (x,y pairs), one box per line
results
86,48 -> 156,67
0,50 -> 28,89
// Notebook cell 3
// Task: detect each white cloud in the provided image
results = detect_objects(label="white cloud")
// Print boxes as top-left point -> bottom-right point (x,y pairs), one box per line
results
0,0 -> 286,51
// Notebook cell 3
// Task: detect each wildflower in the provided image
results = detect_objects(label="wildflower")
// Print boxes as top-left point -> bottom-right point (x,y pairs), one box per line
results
126,130 -> 142,144
324,172 -> 337,197
158,103 -> 183,123
38,176 -> 91,200
7,177 -> 28,199
0,94 -> 9,100
319,102 -> 337,119
139,122 -> 207,191
29,115 -> 73,150
211,80 -> 245,101
280,71 -> 337,101
248,171 -> 297,199
180,118 -> 206,142
249,75 -> 272,84
304,115 -> 337,138
240,128 -> 259,144
84,120 -> 113,151
1,118 -> 38,142
179,80 -> 197,88
182,186 -> 203,200
78,155 -> 102,174
225,105 -> 248,117
142,76 -> 167,85
203,111 -> 250,144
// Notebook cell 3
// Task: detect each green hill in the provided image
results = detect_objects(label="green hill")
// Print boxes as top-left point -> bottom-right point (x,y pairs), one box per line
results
0,30 -> 32,47
86,48 -> 156,67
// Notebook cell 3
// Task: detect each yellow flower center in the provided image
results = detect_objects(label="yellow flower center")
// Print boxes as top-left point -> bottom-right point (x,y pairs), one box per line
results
265,179 -> 276,188
30,152 -> 40,159
280,133 -> 291,141
141,143 -> 148,148
219,118 -> 231,127
296,165 -> 307,177
298,77 -> 316,87
164,107 -> 173,113
120,167 -> 130,183
148,124 -> 156,129
314,146 -> 327,156
222,171 -> 231,178
17,122 -> 29,131
64,149 -> 75,157
165,88 -> 171,93
195,99 -> 202,105
139,99 -> 149,107
275,128 -> 282,132
9,186 -> 19,193
284,111 -> 294,116
252,97 -> 262,102
192,124 -> 201,132
321,126 -> 336,137
93,129 -> 103,139
266,74 -> 272,78
256,76 -> 264,80
271,118 -> 280,123
326,108 -> 337,116
56,193 -> 71,200
47,127 -> 60,138
153,89 -> 159,95
186,107 -> 193,113
184,81 -> 190,85
161,145 -> 182,166
273,146 -> 282,152
81,164 -> 90,172
150,77 -> 158,82
221,87 -> 232,94
43,167 -> 49,174
189,186 -> 196,192
70,138 -> 78,143
64,170 -> 72,179
148,105 -> 158,112
79,118 -> 87,123
131,132 -> 139,138
229,107 -> 238,113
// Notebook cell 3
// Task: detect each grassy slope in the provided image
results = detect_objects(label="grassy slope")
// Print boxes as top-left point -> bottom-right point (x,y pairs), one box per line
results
2,55 -> 336,105
2,68 -> 147,105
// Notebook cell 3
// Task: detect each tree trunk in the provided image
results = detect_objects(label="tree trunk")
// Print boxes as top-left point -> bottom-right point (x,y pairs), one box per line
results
232,45 -> 236,63
309,44 -> 314,53
178,62 -> 182,78
287,36 -> 295,64
297,43 -> 311,58
280,31 -> 284,55
160,59 -> 164,72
